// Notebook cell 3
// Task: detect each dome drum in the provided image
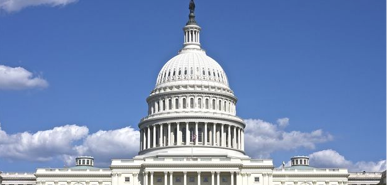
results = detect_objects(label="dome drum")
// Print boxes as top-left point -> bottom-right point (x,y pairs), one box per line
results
146,93 -> 237,117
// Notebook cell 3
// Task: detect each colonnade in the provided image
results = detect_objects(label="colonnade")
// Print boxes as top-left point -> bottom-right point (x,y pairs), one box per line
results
142,171 -> 244,185
139,122 -> 244,151
184,28 -> 200,44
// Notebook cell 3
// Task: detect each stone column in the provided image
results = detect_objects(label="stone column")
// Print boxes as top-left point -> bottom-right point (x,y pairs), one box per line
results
186,122 -> 190,145
230,172 -> 234,185
211,172 -> 215,185
238,128 -> 241,150
204,122 -> 207,146
227,126 -> 231,148
140,129 -> 144,151
216,172 -> 220,185
153,125 -> 157,148
144,172 -> 148,185
195,122 -> 198,145
169,172 -> 173,185
147,127 -> 151,149
221,124 -> 224,147
168,123 -> 171,146
184,171 -> 187,185
150,172 -> 154,185
198,172 -> 201,185
160,124 -> 164,147
236,172 -> 241,185
233,126 -> 236,149
241,129 -> 244,150
212,123 -> 216,146
164,172 -> 168,185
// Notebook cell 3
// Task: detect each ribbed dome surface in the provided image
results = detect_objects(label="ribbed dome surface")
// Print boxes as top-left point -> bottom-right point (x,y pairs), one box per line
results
156,50 -> 229,89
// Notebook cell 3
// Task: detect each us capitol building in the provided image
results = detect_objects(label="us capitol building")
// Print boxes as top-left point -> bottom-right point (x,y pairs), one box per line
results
0,1 -> 384,185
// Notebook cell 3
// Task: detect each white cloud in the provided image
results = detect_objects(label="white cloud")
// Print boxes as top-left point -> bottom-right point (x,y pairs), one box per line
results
309,149 -> 386,172
73,127 -> 140,166
0,121 -> 384,172
0,65 -> 48,90
244,118 -> 333,158
0,0 -> 77,12
0,124 -> 140,166
276,117 -> 289,128
0,125 -> 88,161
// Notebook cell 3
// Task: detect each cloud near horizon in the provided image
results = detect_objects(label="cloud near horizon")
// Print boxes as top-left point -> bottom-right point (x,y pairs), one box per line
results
0,65 -> 48,90
308,149 -> 386,172
0,0 -> 77,12
0,119 -> 384,172
244,118 -> 333,158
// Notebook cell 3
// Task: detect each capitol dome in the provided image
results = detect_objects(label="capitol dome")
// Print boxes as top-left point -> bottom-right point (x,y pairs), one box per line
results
155,50 -> 230,90
137,1 -> 246,159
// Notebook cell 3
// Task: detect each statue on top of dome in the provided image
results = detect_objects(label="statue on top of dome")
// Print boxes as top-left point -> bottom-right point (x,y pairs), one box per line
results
189,0 -> 195,13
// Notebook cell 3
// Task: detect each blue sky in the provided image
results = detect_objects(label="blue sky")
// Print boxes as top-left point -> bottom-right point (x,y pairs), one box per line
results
0,0 -> 385,172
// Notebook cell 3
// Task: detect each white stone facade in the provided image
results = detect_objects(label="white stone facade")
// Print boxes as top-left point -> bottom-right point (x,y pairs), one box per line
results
0,1 -> 384,185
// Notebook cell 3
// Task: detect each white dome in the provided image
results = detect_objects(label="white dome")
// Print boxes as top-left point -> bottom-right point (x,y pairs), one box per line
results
155,49 -> 229,89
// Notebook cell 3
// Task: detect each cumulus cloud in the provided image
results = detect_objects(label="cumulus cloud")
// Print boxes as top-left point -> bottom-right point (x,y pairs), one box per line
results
0,0 -> 77,12
0,65 -> 48,90
309,149 -> 386,172
73,127 -> 140,166
0,124 -> 140,166
0,125 -> 88,161
244,118 -> 333,158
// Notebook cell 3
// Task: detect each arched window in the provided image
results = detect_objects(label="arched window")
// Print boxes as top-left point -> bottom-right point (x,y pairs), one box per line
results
198,128 -> 203,142
184,68 -> 187,75
169,99 -> 172,110
175,99 -> 179,109
183,98 -> 187,109
212,99 -> 216,110
219,100 -> 222,111
190,98 -> 194,108
224,101 -> 227,111
198,98 -> 202,109
179,69 -> 181,75
163,99 -> 166,111
205,99 -> 209,109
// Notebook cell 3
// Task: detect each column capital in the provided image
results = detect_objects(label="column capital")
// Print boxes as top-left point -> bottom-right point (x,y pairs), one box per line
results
211,171 -> 215,174
164,171 -> 168,175
197,171 -> 201,174
169,171 -> 173,174
150,171 -> 154,174
183,171 -> 187,174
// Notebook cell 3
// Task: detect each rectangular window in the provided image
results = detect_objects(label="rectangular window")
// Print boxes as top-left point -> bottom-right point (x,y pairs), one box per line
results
176,177 -> 181,182
255,177 -> 260,182
222,177 -> 227,182
125,177 -> 130,182
189,177 -> 195,182
157,178 -> 162,182
203,177 -> 209,182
